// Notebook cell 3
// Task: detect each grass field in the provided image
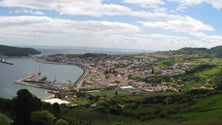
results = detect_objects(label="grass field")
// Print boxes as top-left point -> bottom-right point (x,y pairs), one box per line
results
134,94 -> 222,125
196,66 -> 222,79
154,58 -> 178,67
91,90 -> 129,97
191,57 -> 222,65
66,97 -> 92,105
0,113 -> 12,125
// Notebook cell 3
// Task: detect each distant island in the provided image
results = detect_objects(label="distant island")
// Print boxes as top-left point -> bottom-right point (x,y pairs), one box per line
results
0,45 -> 41,57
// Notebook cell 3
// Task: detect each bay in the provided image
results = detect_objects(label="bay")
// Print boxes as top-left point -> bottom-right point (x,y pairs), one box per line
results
0,58 -> 83,99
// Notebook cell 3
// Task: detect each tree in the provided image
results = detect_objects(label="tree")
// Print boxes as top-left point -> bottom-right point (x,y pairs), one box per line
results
52,103 -> 61,118
31,110 -> 55,125
115,90 -> 118,96
214,71 -> 222,90
13,89 -> 42,125
55,119 -> 69,125
151,67 -> 154,74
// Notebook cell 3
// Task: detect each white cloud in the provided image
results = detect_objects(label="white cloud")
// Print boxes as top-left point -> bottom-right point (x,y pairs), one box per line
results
0,0 -> 132,17
139,16 -> 214,34
123,0 -> 164,8
169,0 -> 202,5
205,0 -> 222,9
169,0 -> 222,10
0,16 -> 139,37
0,15 -> 220,50
15,9 -> 44,15
105,33 -> 206,50
0,0 -> 221,50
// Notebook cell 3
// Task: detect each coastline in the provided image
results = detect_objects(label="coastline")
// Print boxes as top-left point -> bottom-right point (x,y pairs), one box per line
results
12,57 -> 87,100
33,57 -> 87,89
74,64 -> 88,89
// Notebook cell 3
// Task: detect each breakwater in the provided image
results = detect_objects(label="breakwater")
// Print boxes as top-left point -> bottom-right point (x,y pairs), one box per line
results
33,57 -> 87,89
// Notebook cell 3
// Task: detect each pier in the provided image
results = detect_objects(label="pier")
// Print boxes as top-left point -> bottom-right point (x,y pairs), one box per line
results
14,73 -> 71,91
34,57 -> 88,90
0,56 -> 13,65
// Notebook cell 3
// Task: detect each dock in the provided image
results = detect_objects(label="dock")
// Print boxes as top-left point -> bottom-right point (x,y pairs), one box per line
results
14,73 -> 70,91
14,73 -> 42,88
0,56 -> 13,65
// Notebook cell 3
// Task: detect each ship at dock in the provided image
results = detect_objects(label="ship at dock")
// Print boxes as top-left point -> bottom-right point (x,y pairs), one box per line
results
0,56 -> 13,65
14,73 -> 73,92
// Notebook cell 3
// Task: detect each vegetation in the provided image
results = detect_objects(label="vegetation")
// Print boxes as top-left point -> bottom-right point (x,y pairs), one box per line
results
0,45 -> 41,56
0,89 -> 222,125
162,46 -> 222,58
154,58 -> 178,66
3,46 -> 222,124
91,90 -> 129,97
0,113 -> 12,125
31,110 -> 56,125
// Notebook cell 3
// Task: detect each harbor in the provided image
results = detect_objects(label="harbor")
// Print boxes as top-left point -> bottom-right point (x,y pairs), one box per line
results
33,57 -> 87,89
0,58 -> 83,99
14,72 -> 73,91
0,56 -> 13,65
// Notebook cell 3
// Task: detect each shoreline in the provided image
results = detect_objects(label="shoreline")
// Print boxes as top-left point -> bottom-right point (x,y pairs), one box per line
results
74,65 -> 88,89
33,57 -> 87,89
13,57 -> 88,100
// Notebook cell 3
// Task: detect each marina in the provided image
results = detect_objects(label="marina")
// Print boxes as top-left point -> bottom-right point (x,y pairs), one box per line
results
14,72 -> 73,91
0,58 -> 83,99
0,56 -> 13,65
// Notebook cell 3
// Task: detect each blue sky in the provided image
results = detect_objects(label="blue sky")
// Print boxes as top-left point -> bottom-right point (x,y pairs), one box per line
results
0,0 -> 222,51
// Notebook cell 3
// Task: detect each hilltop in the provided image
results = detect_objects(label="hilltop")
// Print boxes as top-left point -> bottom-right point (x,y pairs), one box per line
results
161,46 -> 222,58
0,45 -> 41,56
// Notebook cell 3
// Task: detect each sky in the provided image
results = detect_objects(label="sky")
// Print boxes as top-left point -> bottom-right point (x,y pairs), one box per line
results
0,0 -> 222,51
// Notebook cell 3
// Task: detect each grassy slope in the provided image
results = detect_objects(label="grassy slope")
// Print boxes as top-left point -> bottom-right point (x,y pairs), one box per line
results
96,92 -> 222,125
143,94 -> 222,125
0,113 -> 12,125
91,90 -> 129,97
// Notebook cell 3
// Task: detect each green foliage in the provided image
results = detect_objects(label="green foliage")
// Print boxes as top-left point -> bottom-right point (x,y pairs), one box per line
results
155,58 -> 177,66
185,65 -> 215,75
0,113 -> 12,125
196,66 -> 222,79
130,75 -> 171,85
2,88 -> 222,125
52,103 -> 61,118
91,90 -> 129,97
80,53 -> 107,59
120,55 -> 137,60
213,71 -> 222,90
55,119 -> 68,125
14,89 -> 42,125
31,110 -> 55,125
0,98 -> 14,118
0,45 -> 41,56
166,46 -> 222,58
112,122 -> 125,125
211,46 -> 222,57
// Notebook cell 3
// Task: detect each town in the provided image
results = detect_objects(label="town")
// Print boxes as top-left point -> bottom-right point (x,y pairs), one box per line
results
35,51 -> 218,95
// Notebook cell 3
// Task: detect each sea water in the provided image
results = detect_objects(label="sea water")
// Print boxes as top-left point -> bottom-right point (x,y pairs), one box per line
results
0,58 -> 83,99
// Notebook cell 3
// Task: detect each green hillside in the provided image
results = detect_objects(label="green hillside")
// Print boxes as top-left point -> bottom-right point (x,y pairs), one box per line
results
1,89 -> 222,125
166,46 -> 222,58
0,113 -> 12,125
0,45 -> 41,56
